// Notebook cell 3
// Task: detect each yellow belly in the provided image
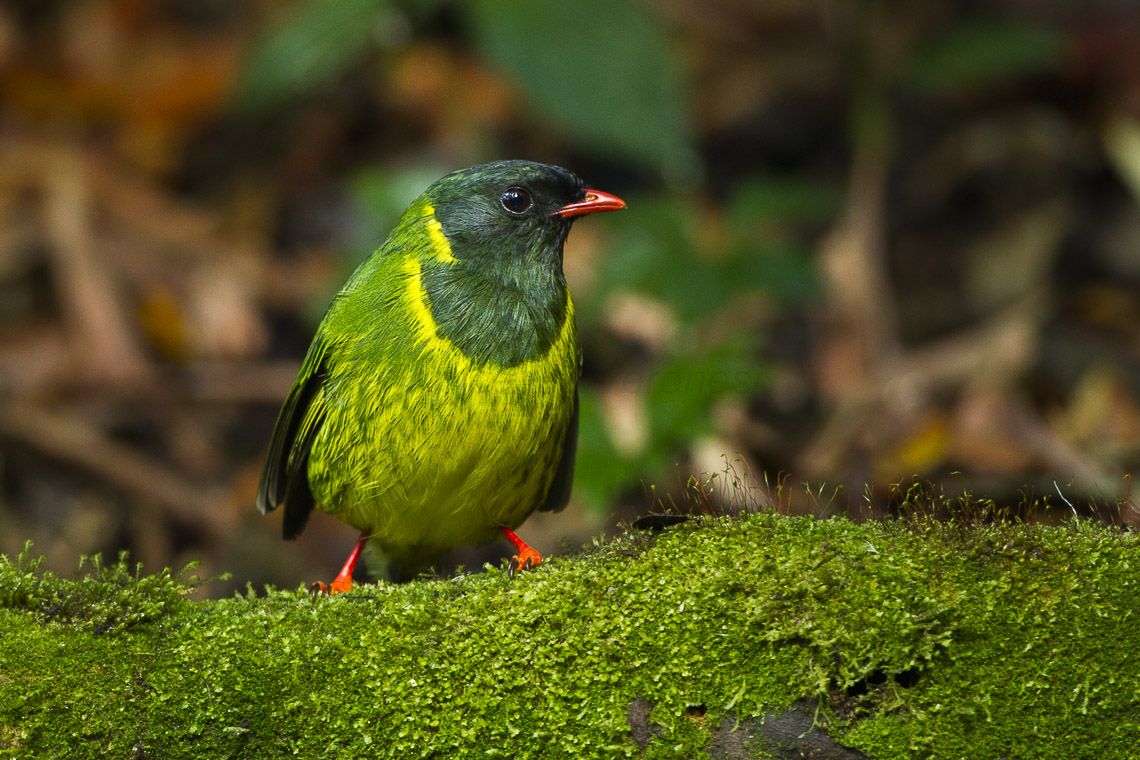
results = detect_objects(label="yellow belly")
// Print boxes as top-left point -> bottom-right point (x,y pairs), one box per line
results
307,257 -> 578,554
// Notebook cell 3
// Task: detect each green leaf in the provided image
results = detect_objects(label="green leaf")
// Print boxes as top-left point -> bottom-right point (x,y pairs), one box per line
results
724,245 -> 820,304
232,0 -> 393,114
573,388 -> 636,513
906,20 -> 1064,92
594,196 -> 728,323
646,339 -> 771,448
591,191 -> 822,325
722,176 -> 831,304
467,0 -> 694,177
728,176 -> 844,229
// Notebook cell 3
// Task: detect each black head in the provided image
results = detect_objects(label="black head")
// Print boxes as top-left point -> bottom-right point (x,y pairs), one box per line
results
424,160 -> 623,274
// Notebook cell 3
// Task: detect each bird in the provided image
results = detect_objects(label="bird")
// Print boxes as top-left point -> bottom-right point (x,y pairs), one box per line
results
256,160 -> 625,591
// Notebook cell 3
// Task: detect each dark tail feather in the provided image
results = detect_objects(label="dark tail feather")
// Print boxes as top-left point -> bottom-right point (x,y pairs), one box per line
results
282,447 -> 316,540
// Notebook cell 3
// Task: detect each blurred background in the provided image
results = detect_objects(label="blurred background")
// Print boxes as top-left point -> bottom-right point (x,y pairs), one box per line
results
1,0 -> 1139,594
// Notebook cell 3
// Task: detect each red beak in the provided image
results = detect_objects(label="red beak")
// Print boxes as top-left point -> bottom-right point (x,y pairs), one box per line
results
557,188 -> 626,219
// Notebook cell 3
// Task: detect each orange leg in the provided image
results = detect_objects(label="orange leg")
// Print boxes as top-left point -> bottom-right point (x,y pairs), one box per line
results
502,527 -> 543,577
311,530 -> 369,595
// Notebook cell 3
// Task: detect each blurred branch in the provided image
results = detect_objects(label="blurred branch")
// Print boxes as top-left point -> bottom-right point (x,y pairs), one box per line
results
0,404 -> 230,542
1104,114 -> 1140,206
43,145 -> 152,385
798,5 -> 1131,505
800,305 -> 1036,475
813,2 -> 900,404
179,361 -> 300,403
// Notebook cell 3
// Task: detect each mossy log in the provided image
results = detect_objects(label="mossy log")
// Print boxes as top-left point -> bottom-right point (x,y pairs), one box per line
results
1,513 -> 1138,758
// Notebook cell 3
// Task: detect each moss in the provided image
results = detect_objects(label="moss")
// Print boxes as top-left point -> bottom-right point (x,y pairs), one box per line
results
1,514 -> 1138,758
0,545 -> 195,634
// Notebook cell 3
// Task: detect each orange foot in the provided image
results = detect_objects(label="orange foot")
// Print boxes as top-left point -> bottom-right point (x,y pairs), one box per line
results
310,530 -> 369,595
501,526 -> 543,578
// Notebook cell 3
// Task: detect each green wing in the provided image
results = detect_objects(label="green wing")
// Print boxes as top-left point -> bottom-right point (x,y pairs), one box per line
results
256,336 -> 330,539
539,388 -> 578,513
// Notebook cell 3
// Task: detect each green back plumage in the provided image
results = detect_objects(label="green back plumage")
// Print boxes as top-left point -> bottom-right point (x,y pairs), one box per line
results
257,162 -> 595,562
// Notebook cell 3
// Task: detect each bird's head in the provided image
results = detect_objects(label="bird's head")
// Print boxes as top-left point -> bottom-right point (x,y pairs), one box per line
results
422,160 -> 625,279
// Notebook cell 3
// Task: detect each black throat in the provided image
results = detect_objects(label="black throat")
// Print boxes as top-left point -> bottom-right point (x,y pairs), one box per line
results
420,261 -> 569,368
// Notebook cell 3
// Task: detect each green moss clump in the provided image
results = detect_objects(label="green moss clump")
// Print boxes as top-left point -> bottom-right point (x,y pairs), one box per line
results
0,544 -> 196,634
1,514 -> 1138,758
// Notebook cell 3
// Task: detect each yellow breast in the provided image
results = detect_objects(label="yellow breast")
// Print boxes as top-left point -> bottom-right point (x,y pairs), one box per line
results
310,249 -> 579,553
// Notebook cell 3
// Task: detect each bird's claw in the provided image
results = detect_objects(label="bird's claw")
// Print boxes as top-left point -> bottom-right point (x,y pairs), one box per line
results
308,575 -> 353,596
308,531 -> 367,595
508,547 -> 543,578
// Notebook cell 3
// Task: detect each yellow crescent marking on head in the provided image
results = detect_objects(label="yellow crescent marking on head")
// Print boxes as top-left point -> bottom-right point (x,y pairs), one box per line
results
422,203 -> 457,264
402,258 -> 441,345
402,256 -> 578,371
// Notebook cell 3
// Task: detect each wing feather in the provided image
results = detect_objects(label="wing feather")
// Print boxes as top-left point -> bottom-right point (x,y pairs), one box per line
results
256,337 -> 330,538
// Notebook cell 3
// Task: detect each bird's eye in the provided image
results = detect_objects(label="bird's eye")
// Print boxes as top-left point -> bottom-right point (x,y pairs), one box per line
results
499,186 -> 533,215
